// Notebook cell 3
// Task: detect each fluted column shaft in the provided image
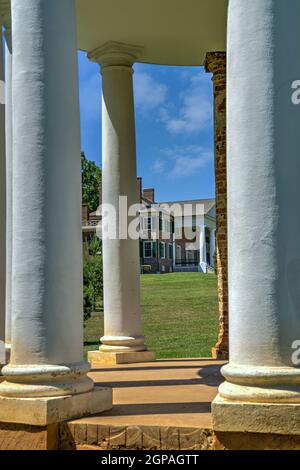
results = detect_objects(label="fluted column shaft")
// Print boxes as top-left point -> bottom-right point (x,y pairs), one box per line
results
0,20 -> 5,366
0,0 -> 93,397
218,0 -> 300,403
92,43 -> 144,353
88,42 -> 155,364
4,25 -> 12,350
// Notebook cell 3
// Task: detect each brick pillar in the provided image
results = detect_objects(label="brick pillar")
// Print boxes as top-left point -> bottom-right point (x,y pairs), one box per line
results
137,177 -> 142,203
82,204 -> 89,225
205,52 -> 228,360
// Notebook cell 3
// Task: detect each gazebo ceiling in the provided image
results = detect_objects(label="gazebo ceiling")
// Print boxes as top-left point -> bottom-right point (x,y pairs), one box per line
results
76,0 -> 227,66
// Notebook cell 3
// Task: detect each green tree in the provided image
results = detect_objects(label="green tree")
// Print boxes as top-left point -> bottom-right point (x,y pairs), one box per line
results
88,236 -> 102,257
81,152 -> 102,212
83,284 -> 94,323
83,245 -> 103,323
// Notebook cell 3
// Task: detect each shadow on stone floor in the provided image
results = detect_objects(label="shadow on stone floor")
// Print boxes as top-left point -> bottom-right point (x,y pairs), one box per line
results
97,401 -> 212,417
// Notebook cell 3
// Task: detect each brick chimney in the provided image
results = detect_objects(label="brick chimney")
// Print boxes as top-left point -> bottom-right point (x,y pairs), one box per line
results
137,177 -> 142,203
143,188 -> 155,204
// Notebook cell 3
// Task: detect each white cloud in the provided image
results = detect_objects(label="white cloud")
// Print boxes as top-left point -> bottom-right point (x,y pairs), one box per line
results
159,145 -> 213,178
153,158 -> 166,173
134,72 -> 168,116
160,74 -> 213,134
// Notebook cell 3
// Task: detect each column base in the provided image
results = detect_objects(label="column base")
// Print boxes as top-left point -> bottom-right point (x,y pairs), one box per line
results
213,431 -> 300,450
212,394 -> 300,436
88,350 -> 156,366
0,386 -> 112,426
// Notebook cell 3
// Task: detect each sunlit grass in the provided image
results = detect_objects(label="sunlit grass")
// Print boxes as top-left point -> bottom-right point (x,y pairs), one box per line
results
84,273 -> 218,359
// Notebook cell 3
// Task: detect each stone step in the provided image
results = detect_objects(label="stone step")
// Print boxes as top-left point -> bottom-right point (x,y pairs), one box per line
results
59,422 -> 215,450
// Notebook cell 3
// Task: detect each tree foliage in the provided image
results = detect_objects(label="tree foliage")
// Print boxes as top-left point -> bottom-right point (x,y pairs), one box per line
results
88,236 -> 102,257
81,152 -> 102,213
83,238 -> 103,324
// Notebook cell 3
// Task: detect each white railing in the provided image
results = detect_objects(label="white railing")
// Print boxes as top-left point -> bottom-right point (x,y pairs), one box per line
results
82,220 -> 98,228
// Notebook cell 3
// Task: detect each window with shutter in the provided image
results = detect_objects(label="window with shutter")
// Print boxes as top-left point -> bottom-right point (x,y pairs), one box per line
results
152,242 -> 157,258
144,241 -> 152,258
159,242 -> 166,259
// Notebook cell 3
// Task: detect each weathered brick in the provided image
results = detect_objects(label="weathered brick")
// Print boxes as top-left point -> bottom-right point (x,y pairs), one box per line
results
141,426 -> 161,450
205,52 -> 228,360
0,423 -> 58,450
86,424 -> 98,446
97,425 -> 110,449
74,423 -> 87,444
109,426 -> 126,449
126,426 -> 142,449
160,427 -> 180,450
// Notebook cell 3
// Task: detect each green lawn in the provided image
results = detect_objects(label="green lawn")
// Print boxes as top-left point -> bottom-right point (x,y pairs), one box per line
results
84,272 -> 219,359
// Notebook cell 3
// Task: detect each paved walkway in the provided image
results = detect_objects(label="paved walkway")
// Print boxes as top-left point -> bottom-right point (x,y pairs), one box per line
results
61,359 -> 225,449
85,358 -> 224,429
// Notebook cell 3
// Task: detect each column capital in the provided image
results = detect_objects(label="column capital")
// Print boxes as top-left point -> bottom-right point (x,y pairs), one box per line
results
0,0 -> 11,31
88,40 -> 144,70
204,51 -> 226,76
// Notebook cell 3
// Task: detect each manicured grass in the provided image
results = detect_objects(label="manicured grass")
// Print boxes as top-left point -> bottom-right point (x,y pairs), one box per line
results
84,272 -> 219,359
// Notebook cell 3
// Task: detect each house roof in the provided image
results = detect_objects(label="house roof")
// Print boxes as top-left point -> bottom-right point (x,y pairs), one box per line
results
158,198 -> 215,215
88,198 -> 215,220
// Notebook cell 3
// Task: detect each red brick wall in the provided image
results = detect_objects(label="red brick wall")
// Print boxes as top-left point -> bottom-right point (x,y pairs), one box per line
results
205,52 -> 228,360
82,204 -> 89,224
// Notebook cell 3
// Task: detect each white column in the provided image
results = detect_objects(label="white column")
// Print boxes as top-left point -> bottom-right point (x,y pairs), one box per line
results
210,229 -> 216,268
4,24 -> 12,351
213,0 -> 300,433
172,240 -> 176,270
88,42 -> 155,365
0,23 -> 6,366
0,0 -> 94,398
199,225 -> 207,273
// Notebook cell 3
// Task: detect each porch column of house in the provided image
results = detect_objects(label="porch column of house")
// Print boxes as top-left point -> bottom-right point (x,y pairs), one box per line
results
205,51 -> 228,360
213,0 -> 300,448
198,225 -> 207,273
210,229 -> 216,268
0,0 -> 111,437
3,8 -> 12,355
172,239 -> 176,270
87,41 -> 155,366
0,14 -> 6,370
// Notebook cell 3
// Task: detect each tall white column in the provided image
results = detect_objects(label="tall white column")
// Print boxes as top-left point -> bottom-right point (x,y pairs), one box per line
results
88,42 -> 155,365
0,22 -> 6,366
210,229 -> 215,268
4,24 -> 12,351
199,225 -> 207,273
0,1 -> 112,420
213,0 -> 300,439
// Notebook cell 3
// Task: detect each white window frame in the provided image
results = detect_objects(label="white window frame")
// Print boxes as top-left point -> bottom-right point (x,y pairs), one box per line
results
142,216 -> 151,231
151,215 -> 157,231
161,217 -> 171,234
143,241 -> 153,258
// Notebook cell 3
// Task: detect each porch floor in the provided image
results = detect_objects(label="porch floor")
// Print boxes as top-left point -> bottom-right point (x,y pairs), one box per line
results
61,359 -> 225,450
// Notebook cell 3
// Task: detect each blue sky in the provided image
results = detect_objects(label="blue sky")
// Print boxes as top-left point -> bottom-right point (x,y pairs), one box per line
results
78,51 -> 215,202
